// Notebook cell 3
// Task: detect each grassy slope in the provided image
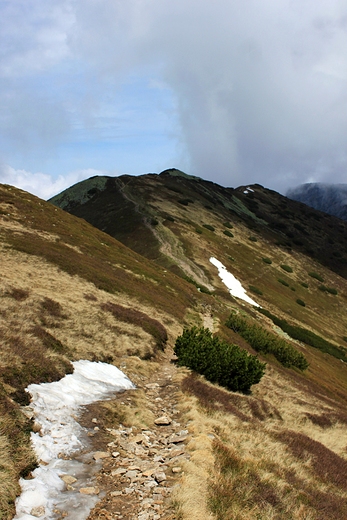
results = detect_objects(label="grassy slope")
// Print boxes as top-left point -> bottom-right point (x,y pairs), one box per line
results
2,179 -> 347,519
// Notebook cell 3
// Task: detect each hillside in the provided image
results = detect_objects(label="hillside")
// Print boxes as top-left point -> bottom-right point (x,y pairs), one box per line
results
287,182 -> 347,222
1,174 -> 347,519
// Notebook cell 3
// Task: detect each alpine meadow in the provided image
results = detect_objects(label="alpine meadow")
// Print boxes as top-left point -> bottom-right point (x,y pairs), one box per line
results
1,168 -> 347,519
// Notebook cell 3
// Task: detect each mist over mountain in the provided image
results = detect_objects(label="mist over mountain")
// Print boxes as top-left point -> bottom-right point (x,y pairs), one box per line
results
287,183 -> 347,221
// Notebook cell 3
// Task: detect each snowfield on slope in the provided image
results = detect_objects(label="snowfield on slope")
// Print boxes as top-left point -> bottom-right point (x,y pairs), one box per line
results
210,257 -> 260,307
14,360 -> 134,520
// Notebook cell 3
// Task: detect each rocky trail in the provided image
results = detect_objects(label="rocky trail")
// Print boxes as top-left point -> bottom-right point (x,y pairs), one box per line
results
80,352 -> 189,520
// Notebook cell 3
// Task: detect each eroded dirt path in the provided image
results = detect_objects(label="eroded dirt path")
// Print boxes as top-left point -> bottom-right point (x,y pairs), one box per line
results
81,352 -> 189,520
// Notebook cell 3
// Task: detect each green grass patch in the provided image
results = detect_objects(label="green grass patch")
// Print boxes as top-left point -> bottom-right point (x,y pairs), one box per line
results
226,313 -> 308,370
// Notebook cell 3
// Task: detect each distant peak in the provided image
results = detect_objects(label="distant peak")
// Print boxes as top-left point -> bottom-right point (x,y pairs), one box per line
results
159,168 -> 202,181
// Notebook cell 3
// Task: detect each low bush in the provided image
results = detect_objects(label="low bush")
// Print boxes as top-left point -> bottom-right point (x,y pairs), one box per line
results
223,230 -> 234,237
280,264 -> 293,273
296,299 -> 306,306
249,285 -> 263,295
174,327 -> 266,393
177,199 -> 191,206
278,279 -> 289,287
223,222 -> 233,229
300,282 -> 309,288
226,313 -> 308,371
318,285 -> 338,295
262,257 -> 272,264
203,224 -> 215,232
249,236 -> 257,242
195,228 -> 202,234
258,308 -> 347,362
309,271 -> 324,282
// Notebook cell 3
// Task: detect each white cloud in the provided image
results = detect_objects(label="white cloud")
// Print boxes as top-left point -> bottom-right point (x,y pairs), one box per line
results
1,0 -> 347,195
0,164 -> 107,200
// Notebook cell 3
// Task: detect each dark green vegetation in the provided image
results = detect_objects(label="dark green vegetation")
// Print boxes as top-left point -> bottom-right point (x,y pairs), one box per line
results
226,313 -> 309,370
258,308 -> 347,362
296,298 -> 306,307
309,271 -> 325,282
280,264 -> 293,273
174,327 -> 266,393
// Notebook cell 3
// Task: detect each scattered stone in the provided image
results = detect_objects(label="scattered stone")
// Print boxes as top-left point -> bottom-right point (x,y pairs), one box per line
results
154,416 -> 171,426
145,383 -> 160,389
170,434 -> 188,444
92,418 -> 98,424
154,471 -> 167,483
93,451 -> 110,460
172,467 -> 182,473
111,468 -> 127,476
60,474 -> 77,485
110,490 -> 123,497
30,506 -> 45,517
112,451 -> 120,458
125,470 -> 138,479
79,486 -> 100,495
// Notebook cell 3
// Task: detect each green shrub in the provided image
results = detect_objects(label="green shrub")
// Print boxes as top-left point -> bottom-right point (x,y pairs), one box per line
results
318,285 -> 338,295
262,257 -> 272,265
249,236 -> 257,242
177,199 -> 191,206
223,230 -> 234,238
258,308 -> 347,362
174,327 -> 266,393
278,279 -> 289,287
223,222 -> 233,229
309,271 -> 324,282
203,224 -> 215,232
249,286 -> 263,296
226,313 -> 308,371
296,299 -> 306,307
195,228 -> 202,234
290,287 -> 296,291
165,215 -> 175,222
280,264 -> 293,273
300,282 -> 309,288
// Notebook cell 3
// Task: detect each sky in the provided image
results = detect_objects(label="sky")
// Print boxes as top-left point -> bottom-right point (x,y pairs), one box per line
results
1,0 -> 347,200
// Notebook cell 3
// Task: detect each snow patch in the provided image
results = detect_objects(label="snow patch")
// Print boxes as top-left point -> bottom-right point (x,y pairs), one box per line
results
14,360 -> 134,520
210,257 -> 260,307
